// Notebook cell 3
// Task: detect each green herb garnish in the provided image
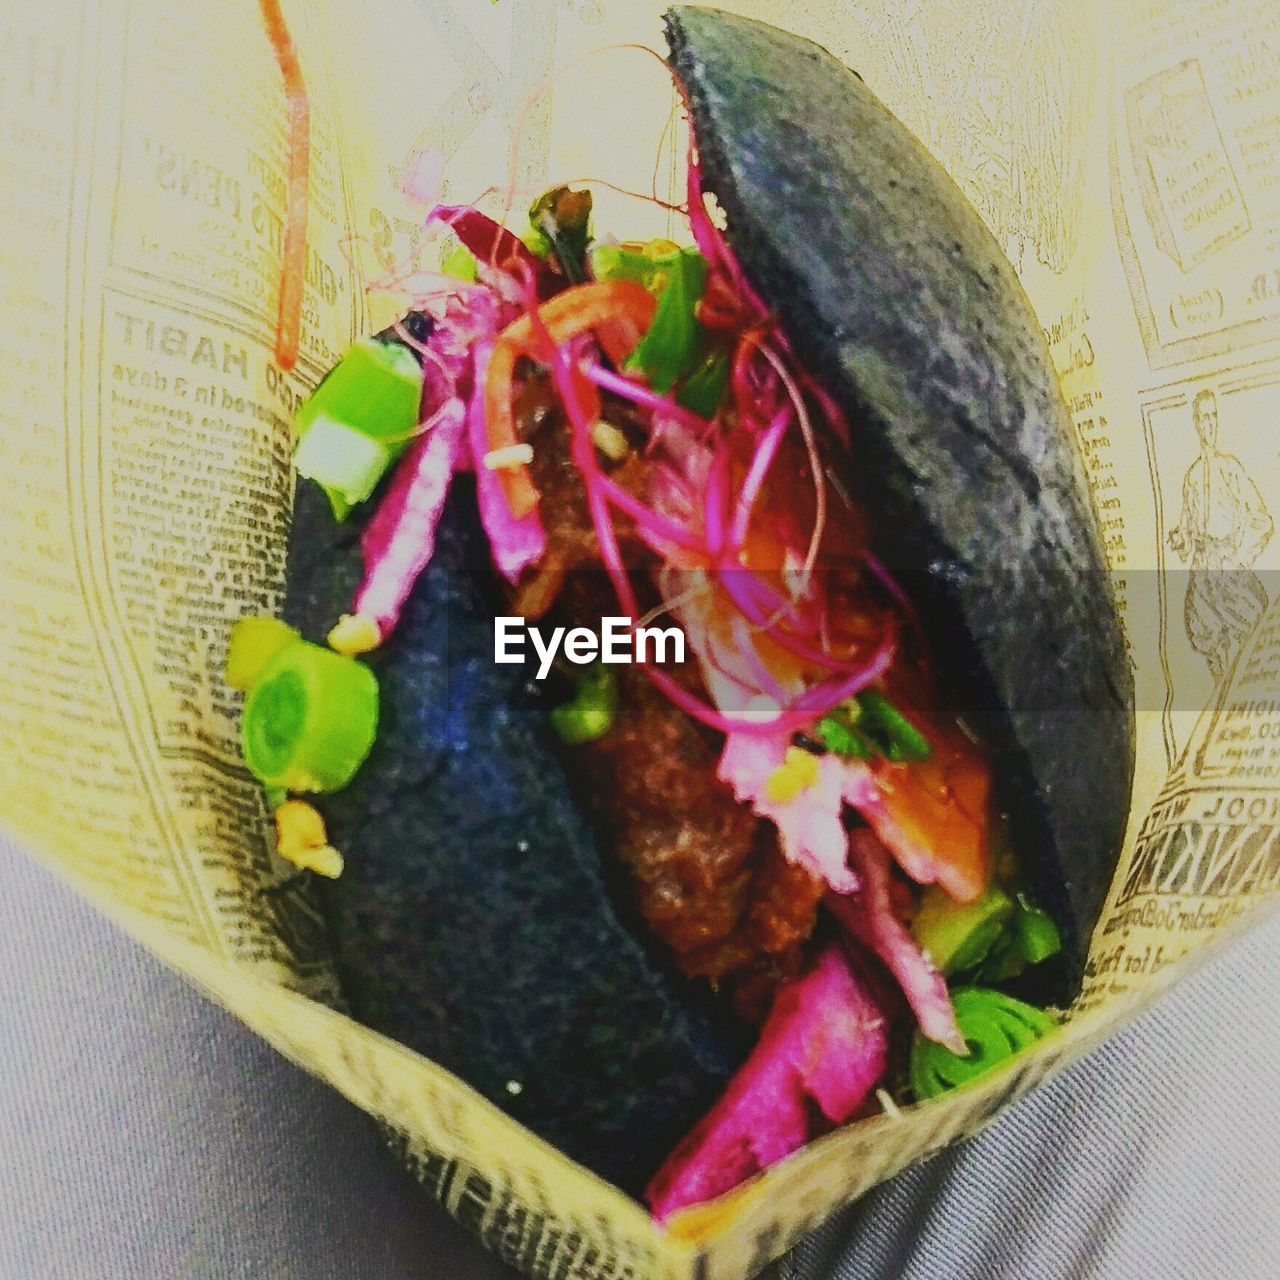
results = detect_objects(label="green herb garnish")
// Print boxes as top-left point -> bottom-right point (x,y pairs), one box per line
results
529,185 -> 593,283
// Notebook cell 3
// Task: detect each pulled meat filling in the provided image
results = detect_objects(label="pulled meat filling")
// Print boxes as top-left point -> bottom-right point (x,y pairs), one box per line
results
512,372 -> 824,1018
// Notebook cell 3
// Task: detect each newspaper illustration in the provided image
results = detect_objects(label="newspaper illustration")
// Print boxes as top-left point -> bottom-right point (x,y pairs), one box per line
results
3,0 -> 1280,1277
1111,0 -> 1280,368
1126,60 -> 1251,275
838,0 -> 1095,275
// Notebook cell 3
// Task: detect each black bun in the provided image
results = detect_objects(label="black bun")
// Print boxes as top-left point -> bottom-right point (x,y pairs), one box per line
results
282,7 -> 1135,1194
665,6 -> 1134,995
284,478 -> 741,1192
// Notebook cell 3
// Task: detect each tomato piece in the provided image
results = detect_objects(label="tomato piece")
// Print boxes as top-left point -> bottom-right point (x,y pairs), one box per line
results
484,281 -> 657,516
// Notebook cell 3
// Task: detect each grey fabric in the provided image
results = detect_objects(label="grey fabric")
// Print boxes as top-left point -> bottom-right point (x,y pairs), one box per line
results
2,827 -> 1278,1279
0,834 -> 510,1280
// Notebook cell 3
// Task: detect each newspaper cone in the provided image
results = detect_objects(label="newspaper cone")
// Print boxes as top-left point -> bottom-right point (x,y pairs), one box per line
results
2,1 -> 1279,1277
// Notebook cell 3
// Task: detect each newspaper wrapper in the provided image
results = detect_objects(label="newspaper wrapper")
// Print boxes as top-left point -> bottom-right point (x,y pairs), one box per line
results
3,0 -> 1279,1274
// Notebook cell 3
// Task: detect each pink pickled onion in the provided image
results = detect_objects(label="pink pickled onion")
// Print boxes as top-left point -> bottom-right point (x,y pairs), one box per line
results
646,945 -> 887,1222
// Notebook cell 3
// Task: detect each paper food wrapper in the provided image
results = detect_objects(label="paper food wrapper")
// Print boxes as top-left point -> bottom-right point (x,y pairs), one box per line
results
4,0 -> 1280,1274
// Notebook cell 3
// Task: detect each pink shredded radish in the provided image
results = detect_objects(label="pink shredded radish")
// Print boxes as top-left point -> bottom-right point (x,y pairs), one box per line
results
728,404 -> 790,548
718,731 -> 858,893
645,945 -> 888,1222
354,398 -> 468,634
467,341 -> 546,581
830,831 -> 965,1053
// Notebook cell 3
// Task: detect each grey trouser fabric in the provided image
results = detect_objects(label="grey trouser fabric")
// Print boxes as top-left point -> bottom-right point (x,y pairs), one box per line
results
2,829 -> 1277,1280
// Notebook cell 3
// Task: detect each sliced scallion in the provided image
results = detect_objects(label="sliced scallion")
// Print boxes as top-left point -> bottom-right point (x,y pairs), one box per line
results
549,664 -> 619,746
225,616 -> 301,692
241,639 -> 378,793
293,336 -> 424,520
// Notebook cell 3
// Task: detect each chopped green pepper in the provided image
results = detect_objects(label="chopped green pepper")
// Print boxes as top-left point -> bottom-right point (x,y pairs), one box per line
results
911,884 -> 1016,975
909,987 -> 1057,1101
241,639 -> 379,793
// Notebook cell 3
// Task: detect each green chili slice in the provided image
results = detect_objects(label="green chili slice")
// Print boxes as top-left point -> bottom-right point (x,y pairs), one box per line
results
241,639 -> 379,792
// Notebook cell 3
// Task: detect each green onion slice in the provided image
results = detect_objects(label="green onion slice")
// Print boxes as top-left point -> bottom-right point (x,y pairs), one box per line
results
910,987 -> 1058,1101
974,893 -> 1065,982
816,690 -> 932,763
293,337 -> 424,520
1015,898 -> 1063,965
858,690 -> 932,762
549,664 -> 619,746
910,884 -> 1016,975
293,419 -> 392,521
241,640 -> 379,793
225,616 -> 301,692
